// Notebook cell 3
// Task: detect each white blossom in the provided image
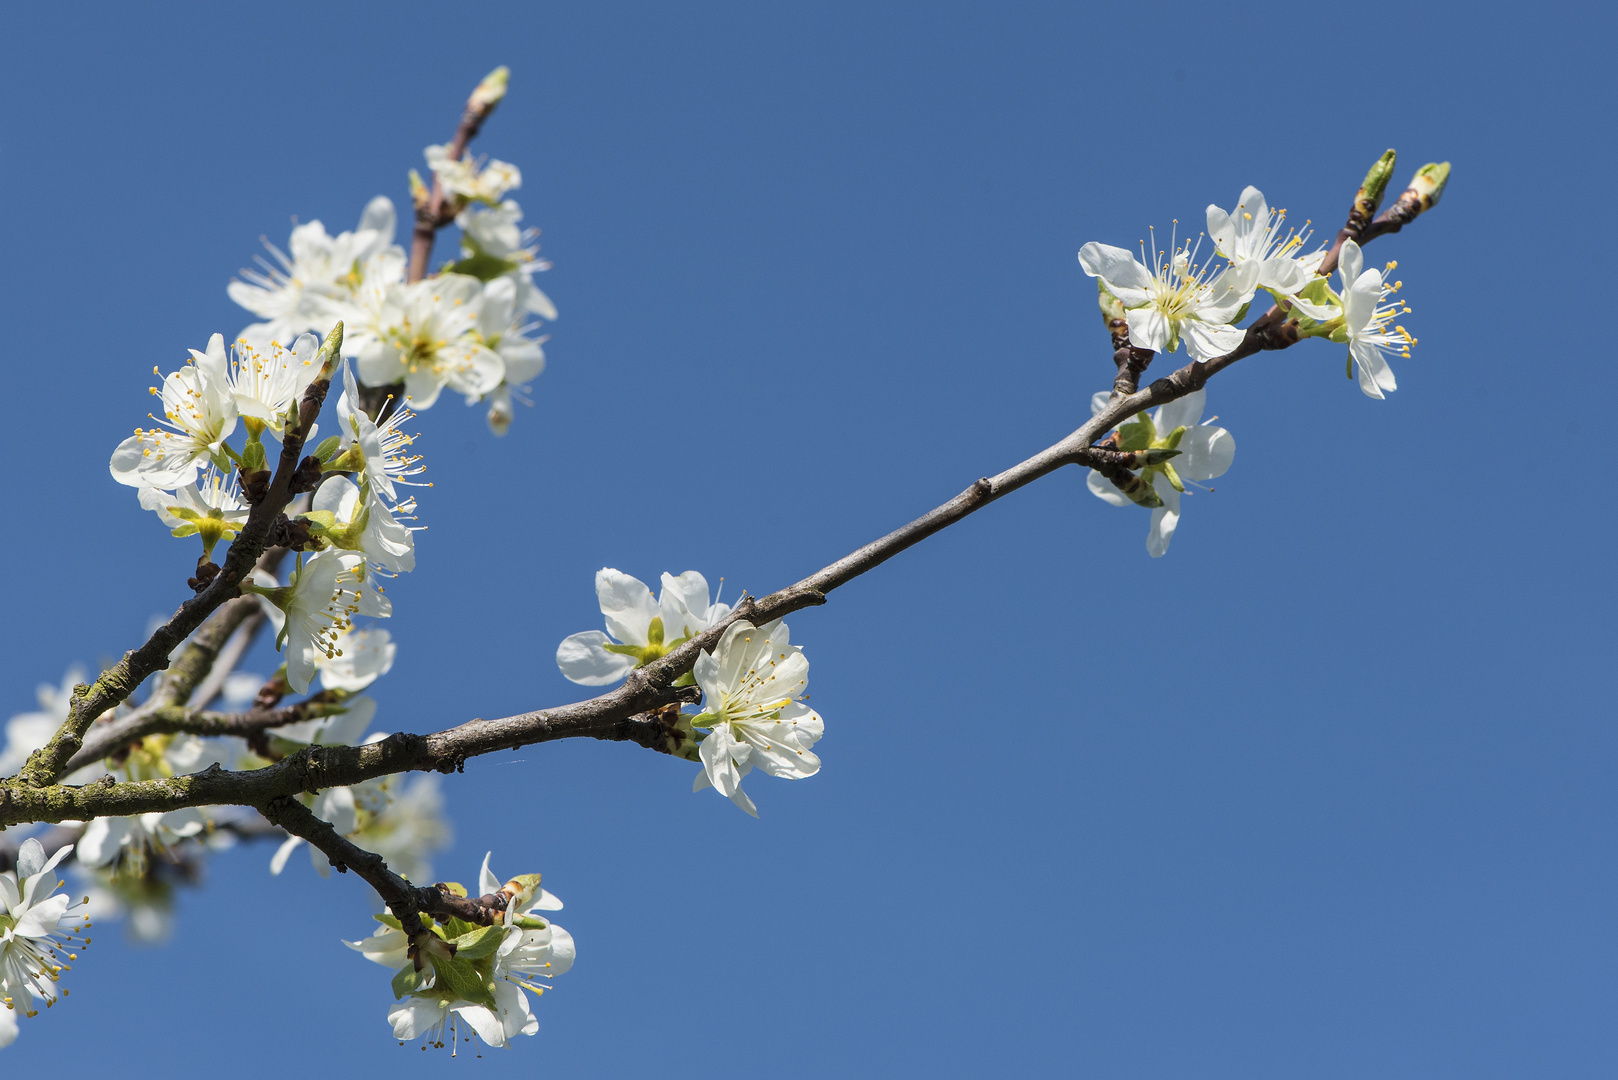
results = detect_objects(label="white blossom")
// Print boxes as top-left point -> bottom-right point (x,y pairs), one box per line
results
1205,186 -> 1336,317
310,474 -> 416,575
75,810 -> 207,872
263,551 -> 371,694
1,839 -> 88,1042
352,274 -> 503,409
425,145 -> 521,203
349,851 -> 570,1053
334,361 -> 425,502
229,196 -> 401,350
1086,389 -> 1235,557
456,199 -> 557,320
109,342 -> 238,490
557,569 -> 732,686
1337,239 -> 1413,400
689,619 -> 823,817
137,465 -> 248,558
1079,233 -> 1258,361
223,331 -> 323,435
316,626 -> 396,692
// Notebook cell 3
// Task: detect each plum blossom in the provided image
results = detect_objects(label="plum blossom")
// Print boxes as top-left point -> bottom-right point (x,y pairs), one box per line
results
1,838 -> 89,1044
109,342 -> 238,490
223,332 -> 323,436
310,474 -> 417,575
1086,389 -> 1235,557
425,145 -> 521,204
256,551 -> 371,694
138,465 -> 248,559
1079,232 -> 1257,361
557,569 -> 733,686
316,626 -> 396,692
333,361 -> 425,502
76,810 -> 208,875
352,274 -> 503,409
689,619 -> 823,817
1336,239 -> 1413,400
229,196 -> 401,350
456,199 -> 557,321
1205,186 -> 1336,317
348,852 -> 571,1053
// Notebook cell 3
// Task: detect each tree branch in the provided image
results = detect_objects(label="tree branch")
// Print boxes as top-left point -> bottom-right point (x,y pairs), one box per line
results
0,159 -> 1441,830
259,796 -> 501,938
65,693 -> 356,775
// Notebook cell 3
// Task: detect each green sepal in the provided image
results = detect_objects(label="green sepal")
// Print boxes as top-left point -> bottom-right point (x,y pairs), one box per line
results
374,913 -> 404,930
428,953 -> 497,1008
1160,461 -> 1185,493
1328,326 -> 1349,345
169,523 -> 200,538
1231,301 -> 1251,326
1097,282 -> 1125,322
391,964 -> 427,1000
688,711 -> 719,730
451,924 -> 506,961
1162,425 -> 1186,451
513,915 -> 550,931
1143,448 -> 1182,465
645,617 -> 665,647
449,235 -> 521,282
312,435 -> 342,463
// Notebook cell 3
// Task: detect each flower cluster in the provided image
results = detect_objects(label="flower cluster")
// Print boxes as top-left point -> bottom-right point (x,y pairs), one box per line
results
228,139 -> 553,435
557,571 -> 825,816
1080,184 -> 1416,398
347,852 -> 572,1053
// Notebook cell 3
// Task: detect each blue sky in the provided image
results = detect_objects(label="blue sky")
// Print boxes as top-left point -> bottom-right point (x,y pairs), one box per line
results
2,1 -> 1615,1075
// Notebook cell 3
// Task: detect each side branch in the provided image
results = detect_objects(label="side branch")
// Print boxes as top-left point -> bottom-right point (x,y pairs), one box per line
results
260,796 -> 500,937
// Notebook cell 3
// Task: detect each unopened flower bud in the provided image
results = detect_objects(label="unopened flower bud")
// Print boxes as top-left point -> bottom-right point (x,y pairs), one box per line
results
1405,161 -> 1450,211
1354,148 -> 1397,222
1379,161 -> 1451,230
469,66 -> 509,113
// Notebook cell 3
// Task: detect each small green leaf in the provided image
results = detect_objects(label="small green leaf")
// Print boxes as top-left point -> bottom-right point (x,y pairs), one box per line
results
312,435 -> 342,463
374,913 -> 403,930
672,672 -> 696,687
429,954 -> 497,1008
241,439 -> 267,473
452,924 -> 506,961
391,964 -> 426,1000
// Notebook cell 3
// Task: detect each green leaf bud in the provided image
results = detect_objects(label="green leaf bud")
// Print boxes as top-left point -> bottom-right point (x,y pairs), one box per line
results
1357,149 -> 1397,218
